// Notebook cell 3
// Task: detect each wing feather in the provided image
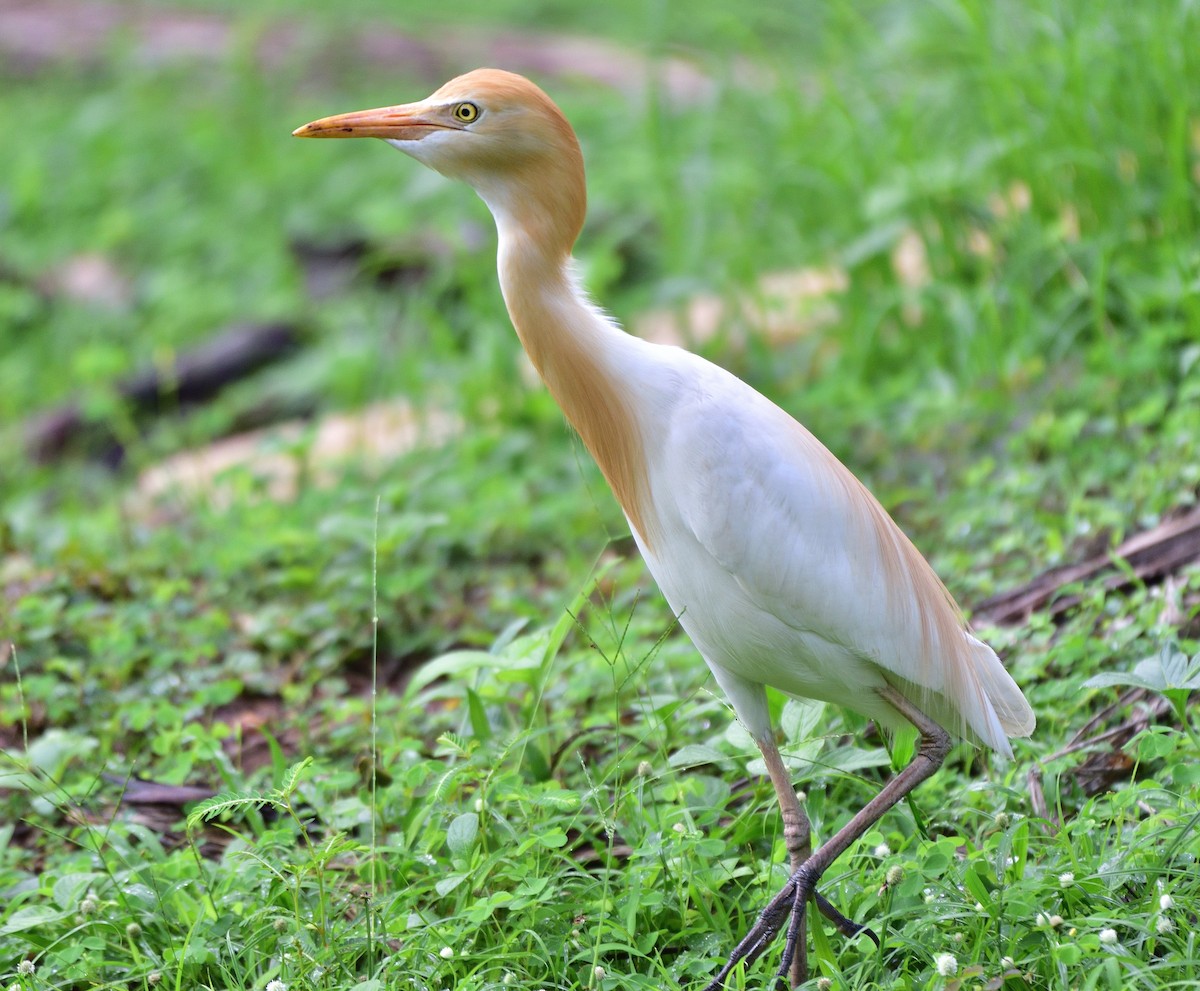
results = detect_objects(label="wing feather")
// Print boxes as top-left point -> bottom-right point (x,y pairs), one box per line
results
660,369 -> 1033,751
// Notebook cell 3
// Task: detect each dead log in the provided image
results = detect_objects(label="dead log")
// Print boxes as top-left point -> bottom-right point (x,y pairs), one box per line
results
24,320 -> 303,464
975,504 -> 1200,625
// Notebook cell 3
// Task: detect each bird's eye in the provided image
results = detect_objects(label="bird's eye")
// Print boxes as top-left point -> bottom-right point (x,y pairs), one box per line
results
453,102 -> 479,123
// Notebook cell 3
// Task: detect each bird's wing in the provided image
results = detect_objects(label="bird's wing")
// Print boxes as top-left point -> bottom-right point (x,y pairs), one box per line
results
659,364 -> 1032,749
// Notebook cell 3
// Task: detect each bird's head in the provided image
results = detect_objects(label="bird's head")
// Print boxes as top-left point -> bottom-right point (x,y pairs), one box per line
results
294,68 -> 587,255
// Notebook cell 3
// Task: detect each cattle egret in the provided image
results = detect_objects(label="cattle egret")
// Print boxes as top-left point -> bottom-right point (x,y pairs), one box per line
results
295,68 -> 1035,988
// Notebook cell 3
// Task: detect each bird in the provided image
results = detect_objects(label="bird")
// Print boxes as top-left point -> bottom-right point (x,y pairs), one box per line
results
294,68 -> 1035,989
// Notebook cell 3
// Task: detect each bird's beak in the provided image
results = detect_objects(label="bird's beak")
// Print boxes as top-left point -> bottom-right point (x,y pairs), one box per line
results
292,102 -> 443,141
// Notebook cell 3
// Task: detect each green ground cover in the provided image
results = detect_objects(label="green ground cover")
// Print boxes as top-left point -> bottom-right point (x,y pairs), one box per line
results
2,1 -> 1198,988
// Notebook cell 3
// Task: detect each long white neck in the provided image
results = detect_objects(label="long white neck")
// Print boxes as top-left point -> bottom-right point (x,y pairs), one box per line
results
493,222 -> 655,545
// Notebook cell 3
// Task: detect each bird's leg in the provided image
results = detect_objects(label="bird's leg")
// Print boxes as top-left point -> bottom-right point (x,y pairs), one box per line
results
706,688 -> 950,991
753,735 -> 880,988
756,734 -> 810,987
756,734 -> 811,871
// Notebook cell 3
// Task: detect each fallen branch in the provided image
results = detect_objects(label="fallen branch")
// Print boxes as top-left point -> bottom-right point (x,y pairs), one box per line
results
24,320 -> 302,464
975,504 -> 1200,625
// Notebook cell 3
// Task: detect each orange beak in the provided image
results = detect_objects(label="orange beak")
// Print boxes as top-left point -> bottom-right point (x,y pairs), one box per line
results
292,103 -> 446,141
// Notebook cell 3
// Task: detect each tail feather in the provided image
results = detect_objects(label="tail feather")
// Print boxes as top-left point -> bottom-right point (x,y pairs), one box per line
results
965,634 -> 1035,750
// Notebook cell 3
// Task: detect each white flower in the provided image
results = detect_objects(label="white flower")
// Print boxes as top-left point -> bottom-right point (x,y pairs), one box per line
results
885,865 -> 905,886
265,982 -> 286,991
672,822 -> 687,834
593,965 -> 606,980
1159,893 -> 1174,911
935,952 -> 958,976
17,961 -> 34,976
439,946 -> 455,959
1099,928 -> 1118,944
873,842 -> 891,857
636,760 -> 653,777
1156,915 -> 1175,935
816,979 -> 833,991
1059,871 -> 1075,887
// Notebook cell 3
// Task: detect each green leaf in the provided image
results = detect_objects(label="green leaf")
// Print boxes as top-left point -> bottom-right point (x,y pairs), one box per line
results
1084,642 -> 1196,695
1135,728 -> 1177,761
1082,671 -> 1159,692
525,785 -> 581,810
403,650 -> 497,700
446,812 -> 479,857
434,873 -> 466,898
821,745 -> 892,773
536,827 -> 568,848
668,744 -> 733,769
466,686 -> 491,741
281,756 -> 313,795
1169,762 -> 1200,787
963,864 -> 994,912
0,905 -> 69,934
1157,643 -> 1188,685
781,698 -> 826,743
187,790 -> 275,827
51,873 -> 103,910
26,729 -> 98,779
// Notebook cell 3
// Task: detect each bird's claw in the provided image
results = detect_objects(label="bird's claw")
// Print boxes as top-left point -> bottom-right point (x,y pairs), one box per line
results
704,863 -> 875,991
814,891 -> 879,946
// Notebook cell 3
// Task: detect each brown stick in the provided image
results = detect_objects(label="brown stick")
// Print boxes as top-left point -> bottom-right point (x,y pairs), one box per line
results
975,505 -> 1200,625
24,321 -> 302,463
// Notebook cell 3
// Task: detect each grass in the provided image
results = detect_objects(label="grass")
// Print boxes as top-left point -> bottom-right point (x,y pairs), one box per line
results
2,0 -> 1199,988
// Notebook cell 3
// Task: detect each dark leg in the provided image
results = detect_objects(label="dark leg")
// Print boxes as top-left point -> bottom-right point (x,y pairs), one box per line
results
705,687 -> 951,991
755,733 -> 879,987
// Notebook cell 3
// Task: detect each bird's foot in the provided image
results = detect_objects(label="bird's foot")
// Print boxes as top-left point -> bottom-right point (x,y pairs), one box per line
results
702,864 -> 877,991
814,890 -> 878,945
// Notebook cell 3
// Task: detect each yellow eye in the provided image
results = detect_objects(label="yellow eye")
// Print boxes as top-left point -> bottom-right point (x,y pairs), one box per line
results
453,102 -> 479,123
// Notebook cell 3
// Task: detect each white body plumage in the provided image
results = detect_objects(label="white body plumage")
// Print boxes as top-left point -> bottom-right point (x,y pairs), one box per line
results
511,271 -> 1033,756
